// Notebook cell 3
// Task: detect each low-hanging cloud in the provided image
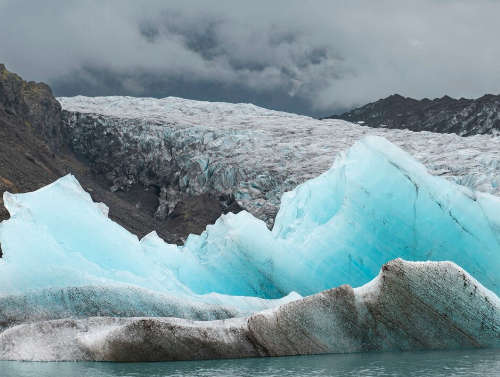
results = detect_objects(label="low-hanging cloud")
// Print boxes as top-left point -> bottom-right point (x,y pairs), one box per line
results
1,0 -> 500,117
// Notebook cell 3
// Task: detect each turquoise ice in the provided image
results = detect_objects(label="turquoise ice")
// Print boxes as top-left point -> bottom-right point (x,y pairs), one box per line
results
1,135 -> 499,308
178,135 -> 500,297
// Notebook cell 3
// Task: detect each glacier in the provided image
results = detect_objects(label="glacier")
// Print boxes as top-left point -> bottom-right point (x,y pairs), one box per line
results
2,134 -> 500,360
59,96 -> 500,226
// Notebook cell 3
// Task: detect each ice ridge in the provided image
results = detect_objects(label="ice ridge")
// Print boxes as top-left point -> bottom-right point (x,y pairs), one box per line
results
1,136 -> 500,304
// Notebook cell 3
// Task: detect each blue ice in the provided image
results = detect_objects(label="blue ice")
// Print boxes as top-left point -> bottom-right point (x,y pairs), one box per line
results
1,135 -> 499,308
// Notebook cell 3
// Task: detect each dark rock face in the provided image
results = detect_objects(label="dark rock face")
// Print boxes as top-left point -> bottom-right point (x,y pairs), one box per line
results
164,194 -> 242,239
0,63 -> 65,151
325,94 -> 500,136
22,81 -> 65,151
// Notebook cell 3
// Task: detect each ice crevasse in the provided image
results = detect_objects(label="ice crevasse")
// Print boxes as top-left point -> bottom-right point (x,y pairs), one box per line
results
1,135 -> 500,317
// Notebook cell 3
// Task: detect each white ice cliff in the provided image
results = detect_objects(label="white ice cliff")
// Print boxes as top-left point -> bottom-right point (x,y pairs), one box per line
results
1,135 -> 500,361
59,96 -> 500,225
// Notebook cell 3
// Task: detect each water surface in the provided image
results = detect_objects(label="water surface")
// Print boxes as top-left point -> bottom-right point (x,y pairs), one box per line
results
2,348 -> 500,377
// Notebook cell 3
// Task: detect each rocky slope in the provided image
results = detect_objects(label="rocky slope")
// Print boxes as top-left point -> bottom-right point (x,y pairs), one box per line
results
2,259 -> 500,361
59,96 -> 500,227
324,94 -> 500,136
0,64 -> 65,151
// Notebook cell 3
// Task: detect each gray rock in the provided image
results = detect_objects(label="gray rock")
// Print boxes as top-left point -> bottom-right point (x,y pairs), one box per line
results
325,93 -> 500,136
0,63 -> 65,152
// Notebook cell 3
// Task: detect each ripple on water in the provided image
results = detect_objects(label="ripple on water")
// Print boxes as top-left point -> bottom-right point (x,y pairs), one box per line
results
2,348 -> 500,377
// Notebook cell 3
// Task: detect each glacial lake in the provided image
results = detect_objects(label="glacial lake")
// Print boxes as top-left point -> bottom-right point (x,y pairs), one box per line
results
2,348 -> 500,377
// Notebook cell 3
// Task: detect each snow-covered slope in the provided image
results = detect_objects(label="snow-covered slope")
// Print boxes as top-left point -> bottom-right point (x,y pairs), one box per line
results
59,96 -> 500,226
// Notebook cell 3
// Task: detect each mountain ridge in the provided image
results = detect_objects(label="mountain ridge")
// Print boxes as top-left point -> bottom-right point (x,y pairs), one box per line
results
324,93 -> 500,135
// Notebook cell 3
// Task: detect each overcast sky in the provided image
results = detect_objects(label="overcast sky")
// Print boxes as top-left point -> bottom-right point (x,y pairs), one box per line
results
1,0 -> 500,117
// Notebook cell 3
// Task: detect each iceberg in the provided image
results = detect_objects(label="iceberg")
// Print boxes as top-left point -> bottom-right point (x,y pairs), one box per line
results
0,175 -> 300,325
2,135 -> 500,300
1,135 -> 500,361
2,259 -> 500,362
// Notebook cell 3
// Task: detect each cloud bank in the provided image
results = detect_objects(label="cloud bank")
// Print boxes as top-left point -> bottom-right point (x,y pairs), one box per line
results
1,0 -> 500,117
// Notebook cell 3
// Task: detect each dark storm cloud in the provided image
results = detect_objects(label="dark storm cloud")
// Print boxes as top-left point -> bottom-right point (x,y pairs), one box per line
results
1,0 -> 500,117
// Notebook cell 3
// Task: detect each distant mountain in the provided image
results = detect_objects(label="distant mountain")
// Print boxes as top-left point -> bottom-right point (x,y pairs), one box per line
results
323,94 -> 500,136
